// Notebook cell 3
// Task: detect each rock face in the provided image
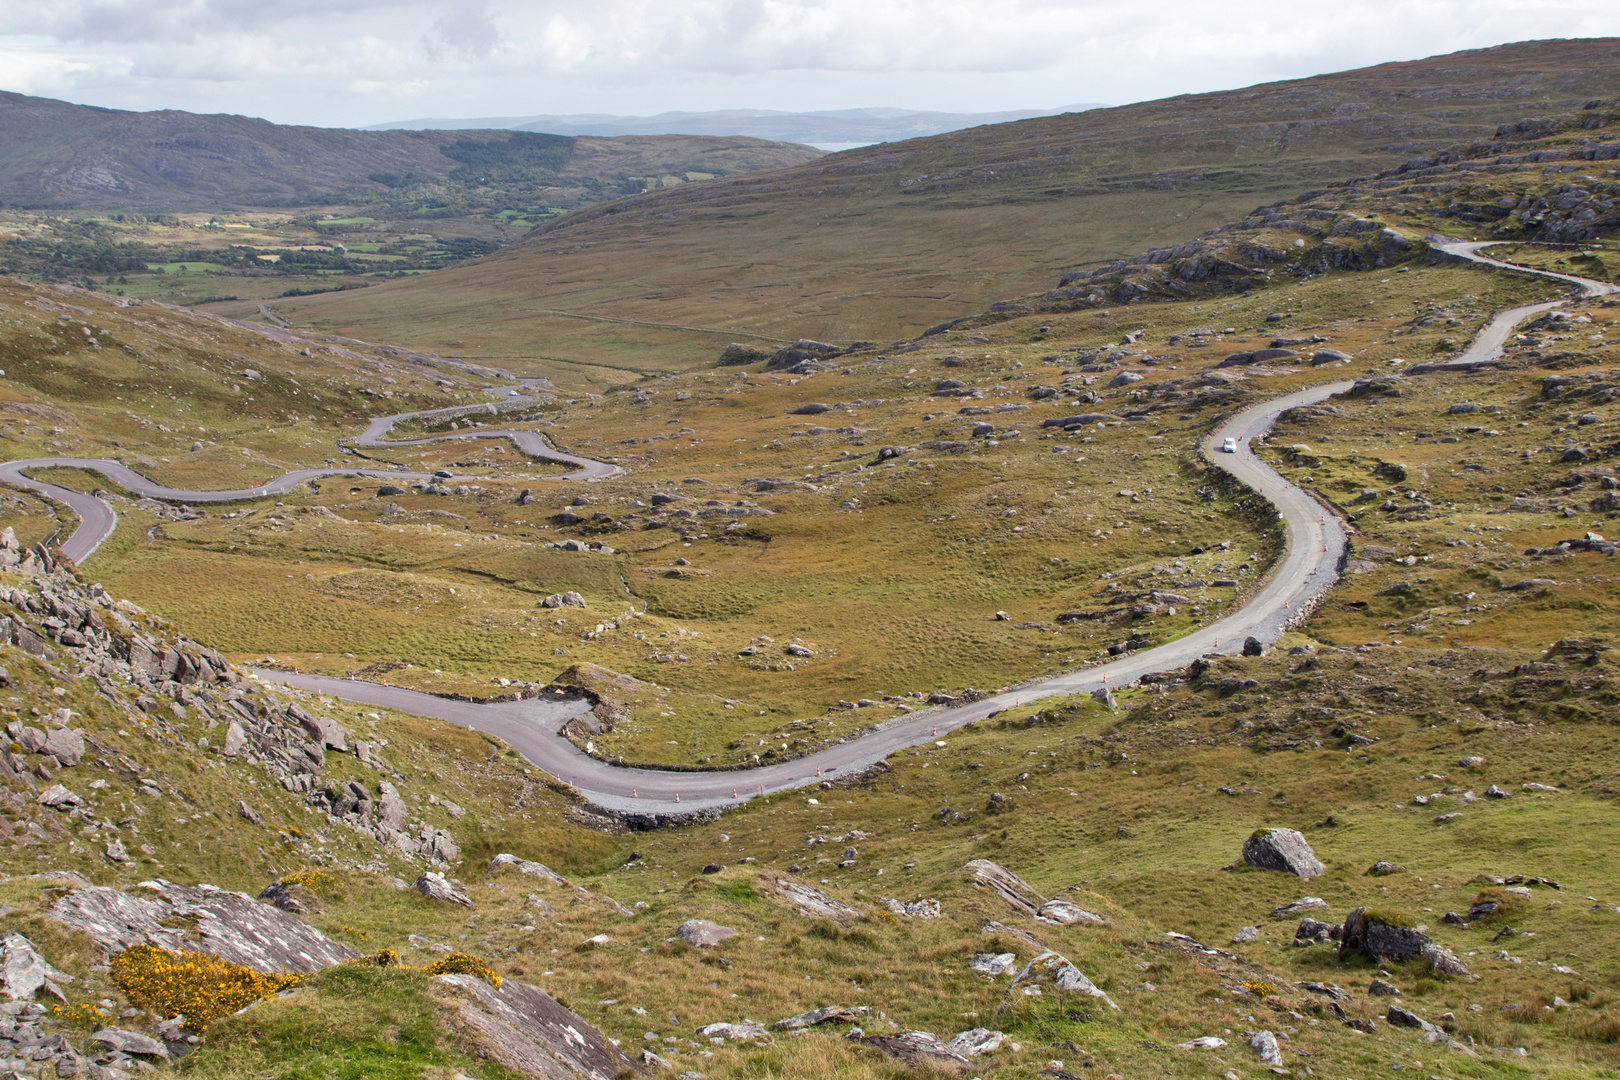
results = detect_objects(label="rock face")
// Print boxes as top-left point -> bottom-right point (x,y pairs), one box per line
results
674,920 -> 737,948
0,934 -> 72,1001
46,882 -> 359,974
436,972 -> 644,1080
1339,907 -> 1430,962
1001,951 -> 1117,1011
965,860 -> 1046,917
1242,828 -> 1326,879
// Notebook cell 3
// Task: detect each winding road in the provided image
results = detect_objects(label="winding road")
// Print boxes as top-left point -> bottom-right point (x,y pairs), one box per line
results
3,241 -> 1612,818
0,396 -> 620,564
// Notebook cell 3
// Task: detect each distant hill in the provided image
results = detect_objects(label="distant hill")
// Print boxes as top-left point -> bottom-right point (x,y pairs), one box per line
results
0,92 -> 824,211
275,37 -> 1620,381
365,106 -> 1106,147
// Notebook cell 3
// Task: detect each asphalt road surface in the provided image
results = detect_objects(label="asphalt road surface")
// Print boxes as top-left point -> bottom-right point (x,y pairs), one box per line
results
6,246 -> 1611,815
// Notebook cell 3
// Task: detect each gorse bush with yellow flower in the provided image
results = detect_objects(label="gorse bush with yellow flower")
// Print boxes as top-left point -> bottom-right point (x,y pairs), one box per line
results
109,946 -> 302,1032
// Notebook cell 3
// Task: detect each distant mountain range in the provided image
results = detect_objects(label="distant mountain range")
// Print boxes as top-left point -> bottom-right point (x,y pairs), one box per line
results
0,92 -> 824,211
364,106 -> 1106,147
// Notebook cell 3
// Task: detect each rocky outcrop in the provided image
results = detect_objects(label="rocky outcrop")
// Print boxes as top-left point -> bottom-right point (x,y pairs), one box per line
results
488,854 -> 569,886
1001,951 -> 1117,1011
965,860 -> 1046,917
849,1030 -> 970,1073
436,972 -> 644,1080
46,881 -> 359,973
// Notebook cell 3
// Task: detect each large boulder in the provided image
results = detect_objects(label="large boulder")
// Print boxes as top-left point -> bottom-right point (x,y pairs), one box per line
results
1339,907 -> 1430,962
436,972 -> 645,1080
1241,828 -> 1326,879
674,920 -> 737,948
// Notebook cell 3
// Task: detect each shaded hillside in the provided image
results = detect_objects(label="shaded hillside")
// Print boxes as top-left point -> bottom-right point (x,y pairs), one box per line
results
0,92 -> 823,211
274,37 -> 1620,382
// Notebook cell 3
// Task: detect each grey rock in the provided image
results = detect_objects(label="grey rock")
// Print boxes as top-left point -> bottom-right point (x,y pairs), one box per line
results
541,592 -> 587,609
46,883 -> 358,974
1091,687 -> 1118,710
487,854 -> 568,886
0,935 -> 71,1002
1367,860 -> 1406,876
525,894 -> 556,916
15,728 -> 45,754
222,722 -> 246,757
35,786 -> 82,811
1340,908 -> 1430,962
436,972 -> 642,1080
1312,349 -> 1352,365
1242,828 -> 1325,879
674,920 -> 737,948
376,783 -> 407,830
1250,1030 -> 1284,1067
1271,896 -> 1328,918
40,729 -> 83,768
1369,978 -> 1401,997
103,839 -> 129,864
1424,944 -> 1476,979
643,1048 -> 673,1070
695,1021 -> 771,1044
945,1028 -> 1007,1057
1484,784 -> 1509,800
1230,926 -> 1259,943
1297,981 -> 1350,1003
237,800 -> 263,826
1108,371 -> 1144,388
1001,951 -> 1117,1012
1294,918 -> 1334,945
968,952 -> 1017,976
772,1005 -> 868,1030
1037,899 -> 1104,926
789,404 -> 832,415
416,872 -> 473,908
1386,1005 -> 1435,1032
89,1030 -> 166,1060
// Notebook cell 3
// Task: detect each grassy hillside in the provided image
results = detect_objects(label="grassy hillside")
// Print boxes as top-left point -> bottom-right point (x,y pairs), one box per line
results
0,92 -> 1619,1080
271,38 -> 1620,386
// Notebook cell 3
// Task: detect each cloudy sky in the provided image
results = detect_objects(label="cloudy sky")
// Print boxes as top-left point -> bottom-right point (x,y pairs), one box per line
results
1,0 -> 1617,128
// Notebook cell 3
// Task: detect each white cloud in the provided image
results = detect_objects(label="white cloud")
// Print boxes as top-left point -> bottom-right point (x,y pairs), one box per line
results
0,0 -> 1615,125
